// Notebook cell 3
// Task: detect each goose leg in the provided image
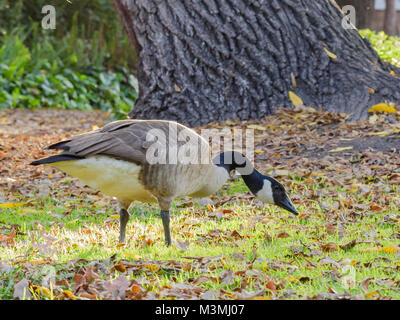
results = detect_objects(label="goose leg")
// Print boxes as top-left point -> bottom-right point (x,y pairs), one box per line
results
119,208 -> 130,243
160,210 -> 171,246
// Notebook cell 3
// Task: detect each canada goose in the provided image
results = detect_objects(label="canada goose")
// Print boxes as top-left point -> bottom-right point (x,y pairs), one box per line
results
30,119 -> 298,246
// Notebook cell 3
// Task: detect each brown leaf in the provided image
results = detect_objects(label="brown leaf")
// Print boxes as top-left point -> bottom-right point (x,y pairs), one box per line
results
107,275 -> 130,299
277,232 -> 290,239
326,223 -> 337,234
266,280 -> 277,292
193,276 -> 218,284
229,230 -> 243,239
361,277 -> 373,291
321,242 -> 338,252
113,263 -> 127,273
220,270 -> 233,284
73,274 -> 85,285
339,239 -> 360,251
174,84 -> 181,92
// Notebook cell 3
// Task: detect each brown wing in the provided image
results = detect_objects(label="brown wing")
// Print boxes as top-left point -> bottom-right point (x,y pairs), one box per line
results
46,119 -> 207,165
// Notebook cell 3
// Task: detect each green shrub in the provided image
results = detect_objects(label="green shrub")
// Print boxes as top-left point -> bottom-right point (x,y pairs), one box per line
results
0,1 -> 138,118
360,29 -> 400,67
0,0 -> 136,71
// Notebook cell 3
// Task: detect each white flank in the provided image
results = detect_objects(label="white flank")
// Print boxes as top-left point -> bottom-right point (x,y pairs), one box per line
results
50,156 -> 156,203
190,166 -> 230,198
256,179 -> 274,204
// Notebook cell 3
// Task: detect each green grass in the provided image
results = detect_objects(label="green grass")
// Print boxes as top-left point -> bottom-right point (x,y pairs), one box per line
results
1,177 -> 399,300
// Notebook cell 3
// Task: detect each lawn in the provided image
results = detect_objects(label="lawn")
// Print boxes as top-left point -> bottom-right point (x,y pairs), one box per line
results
0,108 -> 399,300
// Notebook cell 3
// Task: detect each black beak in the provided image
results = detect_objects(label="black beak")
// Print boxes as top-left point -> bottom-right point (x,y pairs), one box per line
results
277,195 -> 299,215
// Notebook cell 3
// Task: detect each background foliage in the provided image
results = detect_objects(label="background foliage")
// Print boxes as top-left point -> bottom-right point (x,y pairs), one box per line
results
0,0 -> 138,118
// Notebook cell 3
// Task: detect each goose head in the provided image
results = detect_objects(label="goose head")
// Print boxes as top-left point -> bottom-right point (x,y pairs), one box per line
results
254,175 -> 298,215
213,151 -> 298,215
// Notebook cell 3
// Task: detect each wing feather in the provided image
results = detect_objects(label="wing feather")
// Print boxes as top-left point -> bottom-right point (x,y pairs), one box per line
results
45,120 -> 206,165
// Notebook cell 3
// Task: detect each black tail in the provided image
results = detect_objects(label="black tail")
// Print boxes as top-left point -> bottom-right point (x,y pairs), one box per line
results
30,154 -> 84,166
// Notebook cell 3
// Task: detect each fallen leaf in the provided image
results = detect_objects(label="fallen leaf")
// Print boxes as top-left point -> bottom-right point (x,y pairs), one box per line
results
364,291 -> 380,299
0,203 -> 25,208
174,84 -> 181,92
289,91 -> 304,107
368,103 -> 396,113
321,242 -> 338,252
328,146 -> 353,153
324,47 -> 338,59
247,124 -> 267,131
277,232 -> 290,239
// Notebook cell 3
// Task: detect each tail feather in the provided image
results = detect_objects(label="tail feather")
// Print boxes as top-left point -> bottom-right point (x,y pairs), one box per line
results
30,154 -> 84,166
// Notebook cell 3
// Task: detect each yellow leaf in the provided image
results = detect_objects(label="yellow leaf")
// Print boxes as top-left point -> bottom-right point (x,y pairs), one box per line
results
367,131 -> 389,137
368,103 -> 396,113
362,246 -> 400,254
324,47 -> 338,59
328,146 -> 353,153
113,263 -> 127,272
254,150 -> 265,154
92,125 -> 99,131
145,264 -> 159,272
289,91 -> 304,107
247,124 -> 267,131
274,169 -> 289,176
32,285 -> 51,297
62,290 -> 77,300
0,203 -> 25,208
110,214 -> 120,220
368,88 -> 375,94
390,70 -> 396,76
248,296 -> 271,300
284,276 -> 299,282
381,246 -> 399,254
225,120 -> 235,125
17,208 -> 41,215
125,253 -> 142,260
207,203 -> 213,212
365,291 -> 379,299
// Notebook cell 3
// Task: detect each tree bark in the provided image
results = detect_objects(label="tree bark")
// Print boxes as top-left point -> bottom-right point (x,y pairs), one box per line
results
335,0 -> 374,29
113,0 -> 400,127
384,0 -> 397,35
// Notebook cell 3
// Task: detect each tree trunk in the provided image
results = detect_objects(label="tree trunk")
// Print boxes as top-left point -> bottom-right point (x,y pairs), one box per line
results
113,0 -> 400,127
384,0 -> 397,35
335,0 -> 374,29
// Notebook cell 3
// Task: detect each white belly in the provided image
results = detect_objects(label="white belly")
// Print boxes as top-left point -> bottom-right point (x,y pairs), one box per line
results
50,156 -> 156,203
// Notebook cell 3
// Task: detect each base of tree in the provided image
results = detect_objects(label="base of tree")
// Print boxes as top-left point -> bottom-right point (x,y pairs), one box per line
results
114,0 -> 400,127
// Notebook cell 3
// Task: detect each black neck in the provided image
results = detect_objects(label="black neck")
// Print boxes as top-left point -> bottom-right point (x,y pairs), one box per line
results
213,151 -> 264,194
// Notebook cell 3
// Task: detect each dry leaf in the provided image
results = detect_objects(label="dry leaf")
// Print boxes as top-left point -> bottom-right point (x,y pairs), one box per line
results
368,103 -> 396,113
328,146 -> 353,153
247,124 -> 267,131
289,91 -> 304,107
324,47 -> 338,59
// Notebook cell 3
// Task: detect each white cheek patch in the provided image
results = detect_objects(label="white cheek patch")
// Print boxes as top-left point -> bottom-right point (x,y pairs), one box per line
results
256,180 -> 274,204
